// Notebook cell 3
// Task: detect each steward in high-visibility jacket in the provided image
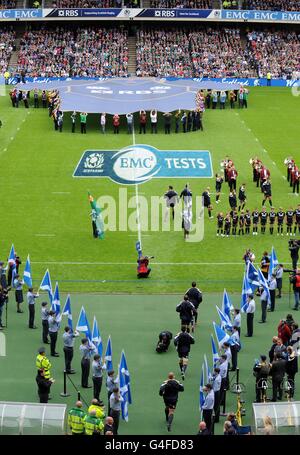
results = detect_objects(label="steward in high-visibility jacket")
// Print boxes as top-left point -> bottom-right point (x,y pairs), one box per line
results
68,402 -> 86,435
88,399 -> 106,420
83,410 -> 104,435
36,347 -> 51,379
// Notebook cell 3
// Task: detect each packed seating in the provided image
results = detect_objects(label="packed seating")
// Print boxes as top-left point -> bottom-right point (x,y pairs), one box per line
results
0,0 -> 16,8
16,26 -> 129,77
150,0 -> 211,8
0,27 -> 15,73
51,0 -> 120,7
246,29 -> 300,78
243,0 -> 300,11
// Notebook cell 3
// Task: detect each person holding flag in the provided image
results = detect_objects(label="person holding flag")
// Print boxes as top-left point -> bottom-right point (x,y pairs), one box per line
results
159,372 -> 184,432
212,367 -> 221,423
245,294 -> 256,337
80,338 -> 94,389
202,384 -> 214,434
23,255 -> 32,288
268,273 -> 277,312
39,269 -> 53,304
13,274 -> 24,313
92,354 -> 104,402
48,310 -> 60,357
27,287 -> 39,329
275,264 -> 284,298
211,335 -> 220,369
63,326 -> 77,374
109,387 -> 124,435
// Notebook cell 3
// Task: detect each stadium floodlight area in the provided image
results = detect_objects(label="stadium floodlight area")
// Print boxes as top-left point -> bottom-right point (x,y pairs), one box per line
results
16,78 -> 241,114
252,402 -> 300,435
0,402 -> 67,435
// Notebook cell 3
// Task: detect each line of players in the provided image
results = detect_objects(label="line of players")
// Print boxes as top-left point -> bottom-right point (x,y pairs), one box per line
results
284,157 -> 300,194
216,204 -> 300,237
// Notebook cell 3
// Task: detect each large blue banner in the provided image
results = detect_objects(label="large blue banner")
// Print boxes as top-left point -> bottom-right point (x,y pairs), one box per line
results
73,145 -> 213,185
221,9 -> 300,22
0,9 -> 43,19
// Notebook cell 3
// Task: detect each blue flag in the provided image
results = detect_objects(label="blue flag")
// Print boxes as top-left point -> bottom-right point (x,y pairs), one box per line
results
39,269 -> 53,303
258,268 -> 271,302
52,282 -> 60,315
203,354 -> 212,384
136,241 -> 142,259
246,262 -> 260,292
213,321 -> 230,348
8,244 -> 15,263
120,350 -> 132,405
268,246 -> 279,280
62,294 -> 73,332
23,255 -> 32,288
216,305 -> 233,331
76,306 -> 92,340
199,364 -> 205,411
119,362 -> 129,422
92,317 -> 103,358
222,289 -> 233,321
211,334 -> 219,369
241,273 -> 252,313
105,336 -> 113,371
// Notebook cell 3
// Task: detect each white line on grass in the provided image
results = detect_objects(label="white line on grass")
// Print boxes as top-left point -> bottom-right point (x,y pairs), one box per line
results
132,123 -> 142,249
35,234 -> 56,237
30,261 -> 291,266
52,192 -> 71,194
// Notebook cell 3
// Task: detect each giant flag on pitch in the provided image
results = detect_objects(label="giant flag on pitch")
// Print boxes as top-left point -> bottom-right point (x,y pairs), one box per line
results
105,336 -> 113,371
92,316 -> 103,358
216,305 -> 233,331
120,350 -> 132,405
88,192 -> 104,240
268,246 -> 279,280
52,282 -> 60,315
246,262 -> 260,292
199,364 -> 205,411
23,255 -> 32,288
222,289 -> 233,321
62,294 -> 73,332
211,334 -> 219,369
241,273 -> 252,313
39,269 -> 53,302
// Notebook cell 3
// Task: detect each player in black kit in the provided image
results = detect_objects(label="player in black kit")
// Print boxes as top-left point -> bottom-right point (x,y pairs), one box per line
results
217,212 -> 224,236
159,372 -> 184,432
238,210 -> 245,235
277,207 -> 285,235
294,204 -> 300,235
238,184 -> 247,212
286,208 -> 294,236
215,174 -> 224,204
262,179 -> 272,207
269,207 -> 276,235
231,209 -> 238,236
224,213 -> 231,237
229,190 -> 237,212
260,207 -> 268,234
252,208 -> 259,235
245,209 -> 251,235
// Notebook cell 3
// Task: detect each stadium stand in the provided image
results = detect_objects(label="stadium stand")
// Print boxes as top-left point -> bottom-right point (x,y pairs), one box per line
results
0,27 -> 16,73
0,0 -> 16,8
243,0 -> 300,11
50,0 -> 121,7
149,0 -> 212,8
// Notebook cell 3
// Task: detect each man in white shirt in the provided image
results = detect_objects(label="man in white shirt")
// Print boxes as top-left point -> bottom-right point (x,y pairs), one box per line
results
150,109 -> 157,134
245,294 -> 256,337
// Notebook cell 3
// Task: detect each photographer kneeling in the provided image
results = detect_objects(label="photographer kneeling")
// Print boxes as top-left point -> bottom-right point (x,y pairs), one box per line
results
137,255 -> 153,278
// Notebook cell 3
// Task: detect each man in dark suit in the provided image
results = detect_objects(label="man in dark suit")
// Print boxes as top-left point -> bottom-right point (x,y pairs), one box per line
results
104,416 -> 114,434
270,354 -> 286,401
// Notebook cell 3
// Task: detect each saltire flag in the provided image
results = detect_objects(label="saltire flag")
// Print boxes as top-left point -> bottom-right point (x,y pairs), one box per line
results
88,192 -> 104,239
8,243 -> 17,287
258,268 -> 271,303
203,354 -> 212,384
105,336 -> 113,371
8,244 -> 15,263
199,363 -> 205,411
241,273 -> 252,313
246,262 -> 260,292
213,321 -> 230,348
92,316 -> 103,358
62,294 -> 73,332
52,282 -> 60,314
76,306 -> 92,341
120,350 -> 132,405
11,265 -> 17,288
216,305 -> 233,331
39,269 -> 53,303
211,334 -> 219,369
268,246 -> 279,280
222,289 -> 233,321
23,254 -> 32,288
119,362 -> 129,422
136,241 -> 142,259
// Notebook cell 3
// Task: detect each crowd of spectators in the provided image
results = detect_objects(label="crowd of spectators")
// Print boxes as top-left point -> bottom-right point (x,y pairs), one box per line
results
136,27 -> 257,78
243,0 -> 300,11
16,26 -> 129,77
246,29 -> 300,79
0,0 -> 16,8
150,0 -> 211,8
0,27 -> 15,74
51,0 -> 120,7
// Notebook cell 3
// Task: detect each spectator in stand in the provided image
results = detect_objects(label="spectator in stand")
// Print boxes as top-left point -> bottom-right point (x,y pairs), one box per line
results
150,0 -> 211,8
244,0 -> 300,12
0,0 -> 16,8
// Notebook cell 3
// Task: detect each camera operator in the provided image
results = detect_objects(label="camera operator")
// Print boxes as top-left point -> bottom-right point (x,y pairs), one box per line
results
289,239 -> 300,270
253,355 -> 270,402
289,268 -> 300,311
137,255 -> 153,279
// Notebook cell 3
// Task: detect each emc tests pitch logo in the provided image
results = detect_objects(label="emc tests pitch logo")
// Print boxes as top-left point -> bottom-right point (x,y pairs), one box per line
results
73,145 -> 213,185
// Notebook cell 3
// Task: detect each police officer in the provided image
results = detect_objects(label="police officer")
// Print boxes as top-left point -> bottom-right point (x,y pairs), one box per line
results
176,295 -> 196,330
63,326 -> 76,374
36,368 -> 54,403
68,401 -> 86,435
253,355 -> 270,402
41,302 -> 50,344
36,347 -> 52,381
92,354 -> 104,402
185,282 -> 202,327
212,367 -> 221,423
27,287 -> 39,329
48,310 -> 60,357
202,384 -> 214,433
159,372 -> 184,432
174,326 -> 195,380
80,338 -> 94,388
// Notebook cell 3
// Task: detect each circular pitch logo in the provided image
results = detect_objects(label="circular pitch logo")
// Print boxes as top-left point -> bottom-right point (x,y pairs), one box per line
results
84,152 -> 104,169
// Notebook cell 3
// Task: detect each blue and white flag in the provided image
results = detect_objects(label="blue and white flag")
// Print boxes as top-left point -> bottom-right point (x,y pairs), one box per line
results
23,255 -> 32,288
8,244 -> 15,263
199,363 -> 205,411
246,262 -> 260,292
52,282 -> 60,315
241,273 -> 252,313
203,354 -> 212,384
120,350 -> 132,405
216,305 -> 233,331
135,241 -> 142,259
258,268 -> 271,302
62,294 -> 73,332
11,265 -> 17,288
92,316 -> 103,358
76,306 -> 92,340
268,246 -> 279,280
39,269 -> 53,302
222,289 -> 233,321
105,336 -> 113,371
211,334 -> 219,369
119,362 -> 129,422
213,321 -> 230,348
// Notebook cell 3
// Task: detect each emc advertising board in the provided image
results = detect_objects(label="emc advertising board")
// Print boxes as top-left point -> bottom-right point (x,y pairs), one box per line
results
73,145 -> 213,185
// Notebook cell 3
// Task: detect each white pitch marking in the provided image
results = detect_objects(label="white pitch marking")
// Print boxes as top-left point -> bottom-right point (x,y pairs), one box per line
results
35,234 -> 56,237
31,261 -> 292,266
52,192 -> 71,194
